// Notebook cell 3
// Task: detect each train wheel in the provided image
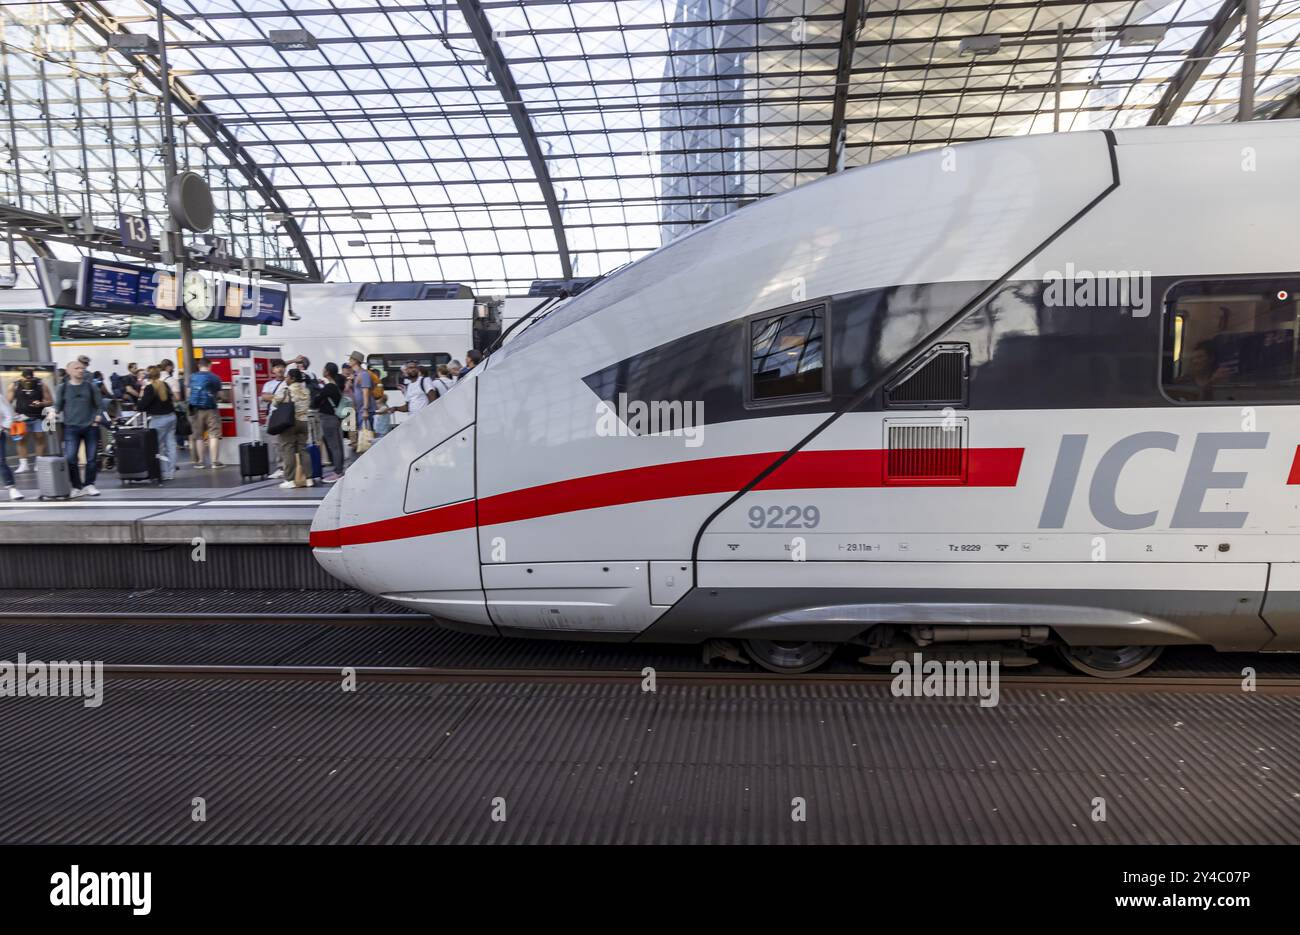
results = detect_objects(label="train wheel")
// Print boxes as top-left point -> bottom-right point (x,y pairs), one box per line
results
1055,644 -> 1164,679
743,639 -> 837,674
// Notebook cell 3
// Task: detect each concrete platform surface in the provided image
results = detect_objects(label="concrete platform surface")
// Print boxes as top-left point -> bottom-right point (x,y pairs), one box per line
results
0,463 -> 325,544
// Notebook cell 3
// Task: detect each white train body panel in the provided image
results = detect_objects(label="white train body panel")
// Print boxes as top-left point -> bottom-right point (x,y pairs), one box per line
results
312,122 -> 1300,654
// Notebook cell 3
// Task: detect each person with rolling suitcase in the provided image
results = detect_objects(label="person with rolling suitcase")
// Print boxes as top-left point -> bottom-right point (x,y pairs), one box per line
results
53,359 -> 104,498
114,409 -> 161,486
138,366 -> 177,481
0,393 -> 25,500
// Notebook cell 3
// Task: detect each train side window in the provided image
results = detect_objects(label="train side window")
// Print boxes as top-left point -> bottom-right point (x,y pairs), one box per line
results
366,352 -> 452,391
748,304 -> 828,403
1162,278 -> 1300,404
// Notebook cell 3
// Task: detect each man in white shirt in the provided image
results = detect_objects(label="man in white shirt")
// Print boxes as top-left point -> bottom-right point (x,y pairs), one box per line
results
160,359 -> 181,398
390,361 -> 439,418
259,360 -> 287,476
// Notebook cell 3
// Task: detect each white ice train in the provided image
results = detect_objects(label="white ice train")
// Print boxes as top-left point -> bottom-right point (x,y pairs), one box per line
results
310,121 -> 1300,677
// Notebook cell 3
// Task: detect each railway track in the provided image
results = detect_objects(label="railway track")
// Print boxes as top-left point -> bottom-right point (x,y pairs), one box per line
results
94,661 -> 1300,693
5,591 -> 1299,693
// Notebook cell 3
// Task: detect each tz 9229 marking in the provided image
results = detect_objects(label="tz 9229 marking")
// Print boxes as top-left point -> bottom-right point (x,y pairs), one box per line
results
748,505 -> 820,529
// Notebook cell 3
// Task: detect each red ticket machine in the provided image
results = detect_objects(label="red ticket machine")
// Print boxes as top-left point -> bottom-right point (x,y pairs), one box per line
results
188,345 -> 280,463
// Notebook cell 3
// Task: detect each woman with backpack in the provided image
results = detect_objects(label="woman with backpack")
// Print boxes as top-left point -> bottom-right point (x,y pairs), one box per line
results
139,366 -> 178,482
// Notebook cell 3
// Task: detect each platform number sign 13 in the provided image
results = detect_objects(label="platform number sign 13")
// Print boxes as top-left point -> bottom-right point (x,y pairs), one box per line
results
118,213 -> 152,251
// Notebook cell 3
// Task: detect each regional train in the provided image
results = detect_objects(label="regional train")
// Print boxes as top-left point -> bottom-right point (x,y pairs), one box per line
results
0,281 -> 513,412
310,121 -> 1300,677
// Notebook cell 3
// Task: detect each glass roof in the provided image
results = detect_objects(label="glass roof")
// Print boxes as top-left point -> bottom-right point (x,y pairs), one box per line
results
1,0 -> 1297,293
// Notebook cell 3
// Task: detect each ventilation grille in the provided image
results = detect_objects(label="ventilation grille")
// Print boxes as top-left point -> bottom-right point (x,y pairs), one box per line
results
885,421 -> 966,483
368,304 -> 393,319
885,343 -> 969,407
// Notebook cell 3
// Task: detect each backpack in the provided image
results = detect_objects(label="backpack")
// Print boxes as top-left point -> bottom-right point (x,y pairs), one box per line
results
188,372 -> 217,409
110,373 -> 126,399
368,368 -> 386,402
14,379 -> 44,417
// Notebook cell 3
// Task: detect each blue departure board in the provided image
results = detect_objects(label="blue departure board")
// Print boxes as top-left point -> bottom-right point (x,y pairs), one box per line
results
77,258 -> 181,319
88,263 -> 142,308
218,278 -> 287,326
255,286 -> 286,326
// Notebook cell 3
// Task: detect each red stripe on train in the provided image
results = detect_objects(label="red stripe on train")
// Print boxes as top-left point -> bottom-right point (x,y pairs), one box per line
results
310,447 -> 1025,548
1289,446 -> 1300,485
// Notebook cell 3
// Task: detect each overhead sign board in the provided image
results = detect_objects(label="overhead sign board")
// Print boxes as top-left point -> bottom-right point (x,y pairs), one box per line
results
74,258 -> 181,320
217,276 -> 288,327
118,213 -> 152,251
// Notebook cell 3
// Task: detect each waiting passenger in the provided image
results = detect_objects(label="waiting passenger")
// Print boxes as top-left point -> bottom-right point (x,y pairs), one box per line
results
433,364 -> 456,396
317,361 -> 347,483
447,360 -> 463,381
121,362 -> 142,410
272,369 -> 313,489
7,368 -> 51,473
140,366 -> 178,482
54,359 -> 104,498
160,359 -> 181,398
289,354 -> 318,383
462,349 -> 483,375
346,351 -> 377,432
188,359 -> 224,469
0,392 -> 25,500
261,361 -> 287,478
391,360 -> 439,417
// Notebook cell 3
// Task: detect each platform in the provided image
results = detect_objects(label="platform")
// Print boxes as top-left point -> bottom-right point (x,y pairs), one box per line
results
0,463 -> 324,545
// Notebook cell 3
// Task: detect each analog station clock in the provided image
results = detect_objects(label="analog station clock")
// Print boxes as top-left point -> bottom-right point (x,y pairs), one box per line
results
183,269 -> 215,320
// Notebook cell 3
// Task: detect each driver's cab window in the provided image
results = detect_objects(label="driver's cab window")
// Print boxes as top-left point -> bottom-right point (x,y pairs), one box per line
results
748,304 -> 828,404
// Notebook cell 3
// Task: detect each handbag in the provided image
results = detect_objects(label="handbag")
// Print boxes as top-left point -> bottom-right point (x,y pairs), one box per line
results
267,401 -> 295,436
174,406 -> 192,439
356,426 -> 374,453
9,418 -> 25,439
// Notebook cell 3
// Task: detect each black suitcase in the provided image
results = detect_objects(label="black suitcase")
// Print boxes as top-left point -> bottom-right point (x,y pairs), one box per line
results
240,441 -> 270,483
116,426 -> 160,484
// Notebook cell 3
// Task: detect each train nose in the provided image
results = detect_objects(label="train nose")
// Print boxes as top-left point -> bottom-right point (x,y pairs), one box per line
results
309,388 -> 489,628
